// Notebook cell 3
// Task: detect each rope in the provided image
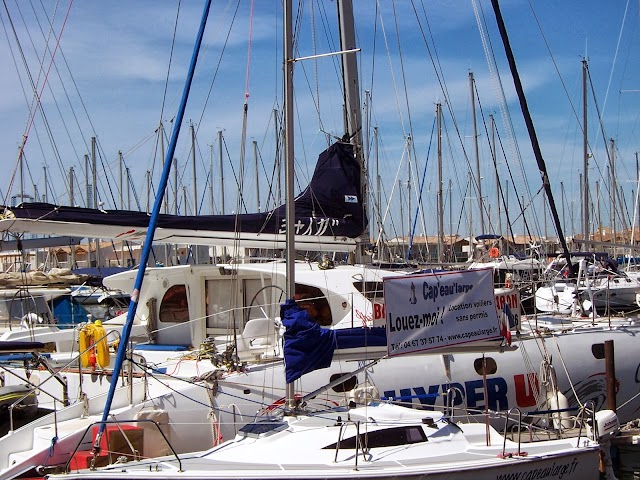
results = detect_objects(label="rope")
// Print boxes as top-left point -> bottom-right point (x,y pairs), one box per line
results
16,0 -> 74,172
552,336 -> 584,409
43,435 -> 58,467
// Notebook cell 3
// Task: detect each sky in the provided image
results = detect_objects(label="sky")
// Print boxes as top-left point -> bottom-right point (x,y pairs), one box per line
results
1,0 -> 639,243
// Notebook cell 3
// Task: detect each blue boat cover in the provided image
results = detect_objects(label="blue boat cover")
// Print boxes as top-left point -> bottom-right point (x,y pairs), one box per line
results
281,299 -> 387,384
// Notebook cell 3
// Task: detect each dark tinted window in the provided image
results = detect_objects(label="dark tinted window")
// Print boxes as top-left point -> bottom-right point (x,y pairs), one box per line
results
474,357 -> 497,375
159,285 -> 189,323
352,281 -> 384,300
323,426 -> 427,449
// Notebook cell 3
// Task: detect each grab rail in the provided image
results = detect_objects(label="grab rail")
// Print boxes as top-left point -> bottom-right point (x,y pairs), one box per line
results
575,400 -> 596,447
443,386 -> 464,419
334,419 -> 364,470
501,407 -> 523,457
6,328 -> 137,433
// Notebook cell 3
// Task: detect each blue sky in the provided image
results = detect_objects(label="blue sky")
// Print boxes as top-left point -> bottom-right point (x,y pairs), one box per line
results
1,1 -> 638,242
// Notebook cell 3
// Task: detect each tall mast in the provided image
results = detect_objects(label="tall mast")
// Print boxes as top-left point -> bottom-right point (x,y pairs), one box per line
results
254,140 -> 260,212
337,0 -> 366,260
609,138 -> 616,245
218,130 -> 225,214
490,114 -> 501,235
284,0 -> 296,408
191,123 -> 197,215
437,103 -> 444,264
94,0 -> 212,446
582,58 -> 589,246
491,0 -> 572,268
469,72 -> 485,237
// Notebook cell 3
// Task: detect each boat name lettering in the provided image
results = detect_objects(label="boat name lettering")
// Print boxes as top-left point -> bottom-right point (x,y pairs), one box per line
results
384,372 -> 553,412
279,217 -> 339,236
495,457 -> 579,480
423,281 -> 474,303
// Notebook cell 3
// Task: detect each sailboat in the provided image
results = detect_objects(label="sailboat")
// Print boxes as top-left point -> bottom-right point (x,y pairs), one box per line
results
48,269 -> 614,480
535,251 -> 640,314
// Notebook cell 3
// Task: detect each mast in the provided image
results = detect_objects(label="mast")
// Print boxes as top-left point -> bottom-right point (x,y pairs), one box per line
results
254,140 -> 260,212
582,58 -> 589,246
469,72 -> 485,238
93,0 -> 212,447
609,138 -> 616,245
490,0 -> 573,268
490,114 -> 502,235
437,103 -> 445,264
68,167 -> 74,206
218,130 -> 225,214
284,0 -> 296,408
42,166 -> 47,202
118,151 -> 124,210
337,0 -> 366,261
191,123 -> 197,215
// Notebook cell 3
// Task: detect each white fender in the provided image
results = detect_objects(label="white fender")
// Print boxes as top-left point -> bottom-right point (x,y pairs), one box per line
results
546,390 -> 572,430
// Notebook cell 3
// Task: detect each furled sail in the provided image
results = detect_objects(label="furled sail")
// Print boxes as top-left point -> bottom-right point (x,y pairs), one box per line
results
0,142 -> 366,252
281,299 -> 387,384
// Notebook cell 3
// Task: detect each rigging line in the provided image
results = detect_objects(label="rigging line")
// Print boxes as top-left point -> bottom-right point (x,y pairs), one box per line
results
36,4 -> 119,204
391,1 -> 427,243
410,0 -> 478,204
473,0 -> 530,211
28,0 -> 105,201
310,0 -> 320,127
193,0 -> 240,139
17,0 -> 58,118
391,0 -> 418,152
374,147 -> 406,250
491,124 -> 526,246
407,117 -> 435,260
592,0 -> 630,150
586,67 -> 631,232
158,0 -> 181,128
475,89 -> 539,243
0,0 -> 44,204
15,0 -> 73,171
375,0 -> 406,136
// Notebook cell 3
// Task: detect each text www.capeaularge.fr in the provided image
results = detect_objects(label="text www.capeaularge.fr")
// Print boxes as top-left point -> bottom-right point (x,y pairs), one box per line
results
495,457 -> 579,480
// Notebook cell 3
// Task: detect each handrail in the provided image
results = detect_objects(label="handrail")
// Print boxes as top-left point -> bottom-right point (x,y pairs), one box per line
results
501,407 -> 523,457
443,386 -> 464,419
334,419 -> 363,470
575,400 -> 596,447
5,327 -> 130,433
64,419 -> 182,472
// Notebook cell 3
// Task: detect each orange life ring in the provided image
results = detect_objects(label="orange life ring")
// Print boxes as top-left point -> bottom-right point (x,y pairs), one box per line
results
489,247 -> 500,258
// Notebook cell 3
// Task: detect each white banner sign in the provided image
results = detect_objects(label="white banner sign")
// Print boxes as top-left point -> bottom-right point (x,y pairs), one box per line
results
383,268 -> 502,356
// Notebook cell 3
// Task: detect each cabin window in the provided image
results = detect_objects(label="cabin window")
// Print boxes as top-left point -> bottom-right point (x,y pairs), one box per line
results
295,284 -> 332,326
159,285 -> 189,323
352,281 -> 384,300
329,373 -> 358,393
206,279 -> 239,329
473,357 -> 497,375
323,425 -> 427,449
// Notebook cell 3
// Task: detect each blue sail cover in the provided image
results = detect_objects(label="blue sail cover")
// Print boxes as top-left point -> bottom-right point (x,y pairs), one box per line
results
0,143 -> 366,248
281,299 -> 387,383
